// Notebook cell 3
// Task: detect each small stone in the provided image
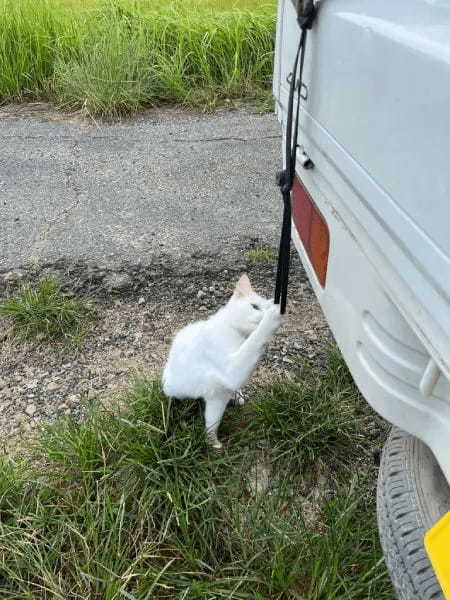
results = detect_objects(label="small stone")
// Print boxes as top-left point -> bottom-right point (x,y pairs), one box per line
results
26,380 -> 38,390
58,403 -> 67,410
104,273 -> 133,292
138,296 -> 145,305
0,387 -> 11,399
199,306 -> 208,311
197,290 -> 206,299
25,404 -> 36,417
209,286 -> 215,292
3,269 -> 25,282
47,381 -> 59,391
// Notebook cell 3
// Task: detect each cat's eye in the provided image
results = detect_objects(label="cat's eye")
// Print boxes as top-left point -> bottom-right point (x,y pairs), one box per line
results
251,303 -> 261,310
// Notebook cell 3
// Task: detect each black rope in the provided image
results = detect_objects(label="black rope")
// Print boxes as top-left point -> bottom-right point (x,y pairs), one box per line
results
274,2 -> 315,314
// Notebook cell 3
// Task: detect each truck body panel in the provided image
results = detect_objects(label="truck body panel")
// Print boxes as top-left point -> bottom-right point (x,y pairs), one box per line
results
274,0 -> 450,481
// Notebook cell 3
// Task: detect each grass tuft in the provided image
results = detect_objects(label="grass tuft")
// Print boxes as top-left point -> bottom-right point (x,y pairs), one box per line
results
251,347 -> 366,468
0,0 -> 276,117
245,246 -> 278,263
0,277 -> 95,339
0,351 -> 394,599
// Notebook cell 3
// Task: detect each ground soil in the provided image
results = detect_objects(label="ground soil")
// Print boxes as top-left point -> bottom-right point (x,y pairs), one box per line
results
0,258 -> 332,454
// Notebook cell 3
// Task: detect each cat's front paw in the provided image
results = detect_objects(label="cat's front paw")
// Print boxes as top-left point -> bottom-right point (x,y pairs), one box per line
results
262,304 -> 283,334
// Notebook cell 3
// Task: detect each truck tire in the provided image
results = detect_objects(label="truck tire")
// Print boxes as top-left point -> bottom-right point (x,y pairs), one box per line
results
377,427 -> 450,600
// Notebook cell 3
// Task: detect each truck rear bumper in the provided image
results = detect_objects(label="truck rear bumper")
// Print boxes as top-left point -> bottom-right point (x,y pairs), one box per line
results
291,163 -> 450,485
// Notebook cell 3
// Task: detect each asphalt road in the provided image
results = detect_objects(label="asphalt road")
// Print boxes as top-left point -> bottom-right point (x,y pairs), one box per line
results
0,107 -> 283,277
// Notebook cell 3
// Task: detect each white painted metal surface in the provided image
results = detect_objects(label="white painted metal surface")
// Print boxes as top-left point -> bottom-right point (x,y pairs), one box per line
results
274,0 -> 450,482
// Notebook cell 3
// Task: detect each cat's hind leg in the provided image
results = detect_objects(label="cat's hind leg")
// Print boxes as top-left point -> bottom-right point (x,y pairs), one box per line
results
203,389 -> 231,449
231,390 -> 245,406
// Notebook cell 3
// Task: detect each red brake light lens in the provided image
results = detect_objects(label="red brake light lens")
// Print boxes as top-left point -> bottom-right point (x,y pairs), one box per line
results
292,176 -> 329,287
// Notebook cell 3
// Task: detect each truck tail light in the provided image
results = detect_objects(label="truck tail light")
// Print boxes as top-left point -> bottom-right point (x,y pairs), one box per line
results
292,175 -> 329,286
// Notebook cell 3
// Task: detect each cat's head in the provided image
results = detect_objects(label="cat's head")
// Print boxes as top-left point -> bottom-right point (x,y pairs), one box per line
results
226,274 -> 272,335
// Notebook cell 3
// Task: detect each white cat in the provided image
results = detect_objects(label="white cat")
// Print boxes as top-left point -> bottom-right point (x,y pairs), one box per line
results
162,274 -> 282,448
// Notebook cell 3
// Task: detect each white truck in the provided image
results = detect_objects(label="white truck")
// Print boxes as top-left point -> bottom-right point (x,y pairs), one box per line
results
273,1 -> 450,598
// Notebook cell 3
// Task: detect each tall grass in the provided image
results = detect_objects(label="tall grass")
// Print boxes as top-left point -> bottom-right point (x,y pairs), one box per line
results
0,353 -> 394,599
0,0 -> 68,99
0,0 -> 275,116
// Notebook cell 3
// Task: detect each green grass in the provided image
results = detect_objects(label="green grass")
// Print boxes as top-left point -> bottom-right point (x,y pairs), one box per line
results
0,0 -> 276,117
59,0 -> 273,10
0,277 -> 95,340
245,247 -> 278,263
0,351 -> 394,599
251,347 -> 366,469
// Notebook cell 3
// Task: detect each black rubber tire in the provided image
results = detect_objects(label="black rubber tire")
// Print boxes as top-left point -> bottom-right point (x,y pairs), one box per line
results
377,427 -> 450,600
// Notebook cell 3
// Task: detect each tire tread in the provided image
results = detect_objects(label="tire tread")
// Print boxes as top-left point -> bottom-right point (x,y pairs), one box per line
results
377,428 -> 445,600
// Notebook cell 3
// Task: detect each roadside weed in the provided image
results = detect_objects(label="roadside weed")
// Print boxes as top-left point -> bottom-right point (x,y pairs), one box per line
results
0,0 -> 275,116
0,277 -> 95,340
245,246 -> 278,263
251,347 -> 365,469
0,351 -> 394,598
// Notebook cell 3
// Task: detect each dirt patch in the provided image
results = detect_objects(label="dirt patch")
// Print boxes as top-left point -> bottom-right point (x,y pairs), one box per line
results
0,101 -> 228,124
0,260 -> 331,452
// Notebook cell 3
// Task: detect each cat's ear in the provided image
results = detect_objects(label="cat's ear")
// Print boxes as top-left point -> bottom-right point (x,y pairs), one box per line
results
234,273 -> 252,298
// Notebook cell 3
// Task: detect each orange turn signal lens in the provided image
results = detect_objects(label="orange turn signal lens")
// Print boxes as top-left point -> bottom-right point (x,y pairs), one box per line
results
292,176 -> 329,286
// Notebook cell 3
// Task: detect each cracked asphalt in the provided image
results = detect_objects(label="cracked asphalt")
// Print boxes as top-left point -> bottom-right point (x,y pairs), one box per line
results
0,106 -> 283,277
